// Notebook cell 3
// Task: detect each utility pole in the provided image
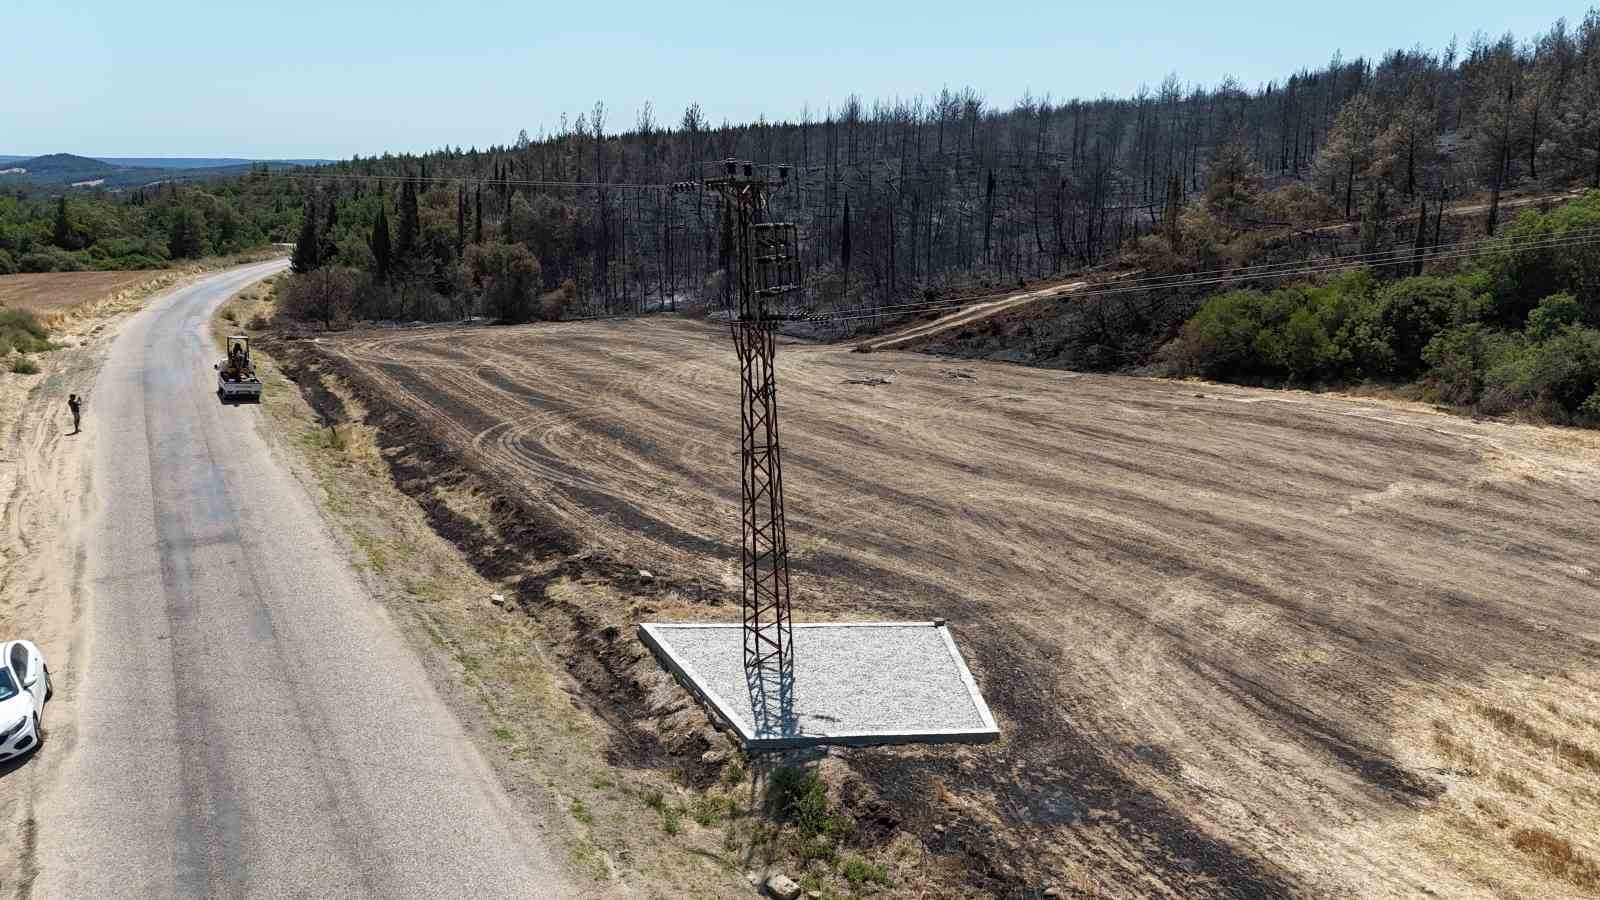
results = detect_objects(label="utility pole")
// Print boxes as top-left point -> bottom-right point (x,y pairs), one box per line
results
677,160 -> 801,676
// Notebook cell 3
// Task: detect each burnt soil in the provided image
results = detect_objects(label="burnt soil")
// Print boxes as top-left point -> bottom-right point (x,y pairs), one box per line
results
272,317 -> 1600,898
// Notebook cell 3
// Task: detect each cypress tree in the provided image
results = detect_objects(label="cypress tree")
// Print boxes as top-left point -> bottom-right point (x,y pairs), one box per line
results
320,192 -> 339,263
370,205 -> 392,282
396,177 -> 420,267
473,183 -> 483,244
291,200 -> 321,273
52,196 -> 75,249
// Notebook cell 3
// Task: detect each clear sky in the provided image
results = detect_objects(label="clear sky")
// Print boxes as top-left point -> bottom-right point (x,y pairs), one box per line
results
2,1 -> 1586,160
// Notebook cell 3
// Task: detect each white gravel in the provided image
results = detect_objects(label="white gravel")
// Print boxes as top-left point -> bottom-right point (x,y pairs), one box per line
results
643,623 -> 997,747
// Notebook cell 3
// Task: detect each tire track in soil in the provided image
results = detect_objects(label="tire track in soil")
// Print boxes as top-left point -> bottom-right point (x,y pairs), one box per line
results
273,317 -> 1600,898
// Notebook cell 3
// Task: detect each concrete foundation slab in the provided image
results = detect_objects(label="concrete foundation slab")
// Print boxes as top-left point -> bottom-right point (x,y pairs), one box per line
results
638,621 -> 999,750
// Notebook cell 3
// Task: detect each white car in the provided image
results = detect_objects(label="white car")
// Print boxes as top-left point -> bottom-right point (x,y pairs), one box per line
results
0,640 -> 51,762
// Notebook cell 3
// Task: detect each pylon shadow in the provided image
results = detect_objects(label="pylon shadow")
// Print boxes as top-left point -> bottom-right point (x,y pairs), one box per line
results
744,655 -> 797,740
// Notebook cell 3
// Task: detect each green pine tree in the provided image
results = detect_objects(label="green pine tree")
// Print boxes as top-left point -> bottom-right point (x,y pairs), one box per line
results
168,207 -> 206,259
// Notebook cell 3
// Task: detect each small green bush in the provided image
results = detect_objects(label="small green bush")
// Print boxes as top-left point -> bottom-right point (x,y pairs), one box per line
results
10,357 -> 40,375
840,855 -> 891,888
17,248 -> 86,273
0,309 -> 51,354
767,768 -> 853,844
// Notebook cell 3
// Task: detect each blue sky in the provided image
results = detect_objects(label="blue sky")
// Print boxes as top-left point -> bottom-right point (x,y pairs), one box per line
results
1,1 -> 1585,159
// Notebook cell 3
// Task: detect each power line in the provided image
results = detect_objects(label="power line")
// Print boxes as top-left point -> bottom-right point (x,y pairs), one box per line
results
280,170 -> 674,191
819,229 -> 1600,324
803,223 -> 1600,324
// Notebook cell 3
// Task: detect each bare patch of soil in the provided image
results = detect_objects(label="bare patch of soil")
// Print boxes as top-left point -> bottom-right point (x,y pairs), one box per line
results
0,271 -> 165,317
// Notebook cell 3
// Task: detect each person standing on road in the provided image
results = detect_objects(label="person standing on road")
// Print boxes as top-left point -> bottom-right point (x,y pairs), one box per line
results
68,394 -> 81,435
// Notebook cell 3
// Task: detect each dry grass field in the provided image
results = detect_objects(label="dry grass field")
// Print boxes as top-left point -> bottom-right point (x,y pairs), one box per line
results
0,271 -> 166,317
285,316 -> 1600,898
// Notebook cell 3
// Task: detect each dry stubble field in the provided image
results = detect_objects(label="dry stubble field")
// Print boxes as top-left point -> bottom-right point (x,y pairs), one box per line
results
0,271 -> 165,316
290,316 -> 1600,898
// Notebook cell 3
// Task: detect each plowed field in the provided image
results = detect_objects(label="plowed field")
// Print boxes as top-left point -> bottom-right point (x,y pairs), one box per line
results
299,316 -> 1600,898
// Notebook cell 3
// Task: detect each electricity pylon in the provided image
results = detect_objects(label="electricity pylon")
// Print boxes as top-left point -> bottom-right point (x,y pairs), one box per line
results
677,160 -> 801,674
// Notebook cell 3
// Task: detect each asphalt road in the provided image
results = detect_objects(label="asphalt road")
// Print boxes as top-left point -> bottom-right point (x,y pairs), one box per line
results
32,261 -> 576,898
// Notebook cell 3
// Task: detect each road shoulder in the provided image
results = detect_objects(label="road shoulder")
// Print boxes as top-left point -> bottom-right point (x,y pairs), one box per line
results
0,263 -> 255,891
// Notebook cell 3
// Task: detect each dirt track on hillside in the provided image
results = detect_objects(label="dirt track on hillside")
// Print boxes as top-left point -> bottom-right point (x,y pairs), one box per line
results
300,316 -> 1600,898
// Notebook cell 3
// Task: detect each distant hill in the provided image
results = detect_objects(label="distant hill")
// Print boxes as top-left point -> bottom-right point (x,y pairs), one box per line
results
92,156 -> 333,169
0,152 -> 328,192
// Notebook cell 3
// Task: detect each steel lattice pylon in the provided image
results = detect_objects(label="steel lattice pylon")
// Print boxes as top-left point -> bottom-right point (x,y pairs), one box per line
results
732,319 -> 792,670
695,160 -> 802,673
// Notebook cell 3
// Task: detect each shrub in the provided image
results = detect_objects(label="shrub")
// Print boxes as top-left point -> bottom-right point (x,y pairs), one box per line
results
1167,270 -> 1379,382
839,856 -> 891,888
1480,191 -> 1600,325
18,248 -> 85,273
0,248 -> 15,275
467,242 -> 541,323
1260,182 -> 1337,223
1481,325 -> 1600,422
1423,324 -> 1502,405
767,768 -> 852,844
0,309 -> 51,354
9,357 -> 40,375
1371,276 -> 1476,376
1526,292 -> 1581,342
539,278 -> 575,321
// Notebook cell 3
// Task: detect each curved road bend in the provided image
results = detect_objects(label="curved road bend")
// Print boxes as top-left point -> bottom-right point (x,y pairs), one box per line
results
34,261 -> 577,897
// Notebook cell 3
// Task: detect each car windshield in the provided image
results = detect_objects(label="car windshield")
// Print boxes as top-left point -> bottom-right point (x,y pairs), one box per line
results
0,669 -> 15,702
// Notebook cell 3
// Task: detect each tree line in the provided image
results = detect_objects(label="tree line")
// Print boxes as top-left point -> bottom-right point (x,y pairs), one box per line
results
278,10 -> 1598,325
0,168 -> 301,274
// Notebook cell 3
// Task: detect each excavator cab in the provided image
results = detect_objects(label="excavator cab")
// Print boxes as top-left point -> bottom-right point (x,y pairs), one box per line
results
226,335 -> 251,374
